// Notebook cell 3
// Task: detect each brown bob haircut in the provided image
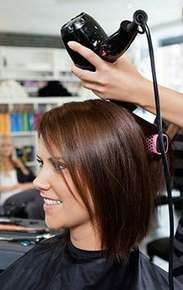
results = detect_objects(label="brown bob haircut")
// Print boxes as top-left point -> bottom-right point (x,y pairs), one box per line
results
38,99 -> 163,261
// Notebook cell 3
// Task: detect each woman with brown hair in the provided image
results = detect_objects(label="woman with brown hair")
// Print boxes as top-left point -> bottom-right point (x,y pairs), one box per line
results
0,135 -> 43,219
67,41 -> 183,283
0,99 -> 182,289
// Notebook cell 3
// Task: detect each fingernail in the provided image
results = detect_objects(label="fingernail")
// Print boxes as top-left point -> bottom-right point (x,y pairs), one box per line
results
68,41 -> 75,48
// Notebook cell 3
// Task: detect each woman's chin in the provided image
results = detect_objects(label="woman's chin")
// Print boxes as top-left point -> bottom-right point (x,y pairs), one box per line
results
45,217 -> 64,231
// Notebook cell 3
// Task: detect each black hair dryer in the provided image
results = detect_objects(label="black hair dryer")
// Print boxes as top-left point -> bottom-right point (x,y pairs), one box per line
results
61,10 -> 148,71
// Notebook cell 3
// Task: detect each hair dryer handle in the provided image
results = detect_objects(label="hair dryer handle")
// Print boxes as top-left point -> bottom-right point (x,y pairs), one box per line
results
99,21 -> 138,63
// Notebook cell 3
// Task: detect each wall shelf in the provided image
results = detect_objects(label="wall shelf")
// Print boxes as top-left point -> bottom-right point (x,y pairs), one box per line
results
0,96 -> 85,104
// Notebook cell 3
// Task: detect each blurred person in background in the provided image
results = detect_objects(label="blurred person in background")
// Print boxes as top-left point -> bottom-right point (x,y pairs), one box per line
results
0,134 -> 43,219
38,80 -> 72,97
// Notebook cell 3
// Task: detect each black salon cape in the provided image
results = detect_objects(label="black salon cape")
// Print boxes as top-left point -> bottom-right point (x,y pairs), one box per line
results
0,234 -> 182,290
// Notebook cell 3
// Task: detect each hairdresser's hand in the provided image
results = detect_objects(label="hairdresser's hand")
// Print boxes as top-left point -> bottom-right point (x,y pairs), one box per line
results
68,41 -> 148,105
68,41 -> 183,127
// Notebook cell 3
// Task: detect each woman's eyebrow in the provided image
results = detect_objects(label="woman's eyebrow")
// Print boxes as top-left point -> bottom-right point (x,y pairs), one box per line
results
49,156 -> 65,162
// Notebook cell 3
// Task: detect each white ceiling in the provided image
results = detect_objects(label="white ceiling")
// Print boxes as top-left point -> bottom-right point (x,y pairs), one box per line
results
0,0 -> 182,36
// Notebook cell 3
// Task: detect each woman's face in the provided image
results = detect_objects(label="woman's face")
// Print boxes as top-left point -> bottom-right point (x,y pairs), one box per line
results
0,137 -> 13,158
33,137 -> 91,230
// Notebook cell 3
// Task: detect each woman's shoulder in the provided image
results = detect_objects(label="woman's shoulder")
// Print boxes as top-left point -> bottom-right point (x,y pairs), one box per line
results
0,233 -> 66,290
0,233 -> 65,274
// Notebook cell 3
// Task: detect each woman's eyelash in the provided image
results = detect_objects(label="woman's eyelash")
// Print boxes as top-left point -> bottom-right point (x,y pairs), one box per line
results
36,158 -> 43,168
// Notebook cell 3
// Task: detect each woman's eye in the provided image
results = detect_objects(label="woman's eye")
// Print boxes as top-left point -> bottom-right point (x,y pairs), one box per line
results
36,158 -> 43,168
55,162 -> 66,171
49,159 -> 66,171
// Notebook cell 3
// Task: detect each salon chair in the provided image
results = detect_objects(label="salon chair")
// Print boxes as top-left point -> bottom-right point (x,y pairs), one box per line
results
146,195 -> 183,262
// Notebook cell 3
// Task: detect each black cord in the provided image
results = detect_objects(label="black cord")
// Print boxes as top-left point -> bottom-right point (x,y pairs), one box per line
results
132,9 -> 175,290
137,20 -> 174,290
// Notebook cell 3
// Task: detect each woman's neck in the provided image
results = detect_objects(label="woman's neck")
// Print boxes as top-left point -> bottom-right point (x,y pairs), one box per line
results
70,221 -> 101,251
0,157 -> 13,169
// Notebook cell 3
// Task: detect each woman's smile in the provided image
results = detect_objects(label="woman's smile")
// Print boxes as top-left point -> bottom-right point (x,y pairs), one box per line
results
40,194 -> 63,212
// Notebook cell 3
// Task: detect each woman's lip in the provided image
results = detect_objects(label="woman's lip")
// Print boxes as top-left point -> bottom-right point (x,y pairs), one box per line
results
43,203 -> 62,213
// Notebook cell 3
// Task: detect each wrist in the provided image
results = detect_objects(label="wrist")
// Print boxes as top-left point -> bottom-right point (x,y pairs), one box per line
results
134,78 -> 155,110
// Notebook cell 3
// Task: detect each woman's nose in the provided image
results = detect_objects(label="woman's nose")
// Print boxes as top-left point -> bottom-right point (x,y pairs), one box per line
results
33,175 -> 50,191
